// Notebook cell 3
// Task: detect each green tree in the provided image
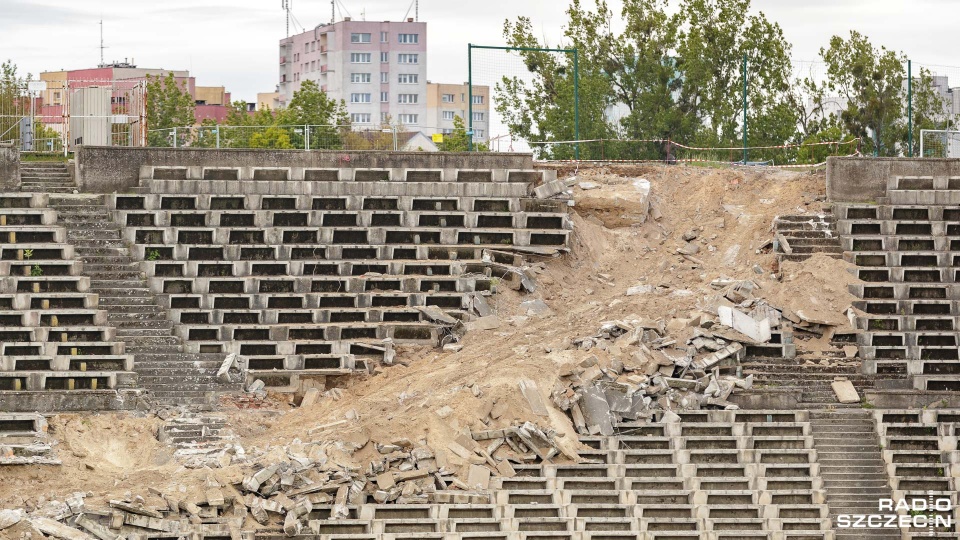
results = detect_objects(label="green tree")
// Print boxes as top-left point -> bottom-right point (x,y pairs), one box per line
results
438,116 -> 489,152
676,0 -> 798,152
497,14 -> 612,160
0,60 -> 28,144
820,31 -> 905,156
909,67 -> 955,157
250,126 -> 294,149
279,80 -> 349,149
145,72 -> 196,147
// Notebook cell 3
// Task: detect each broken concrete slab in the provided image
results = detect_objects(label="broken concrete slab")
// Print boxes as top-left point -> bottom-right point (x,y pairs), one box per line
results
0,509 -> 22,530
831,378 -> 860,404
466,464 -> 491,489
463,315 -> 500,332
518,379 -> 550,417
534,179 -> 568,199
416,305 -> 458,325
718,306 -> 771,343
30,517 -> 96,540
520,299 -> 551,316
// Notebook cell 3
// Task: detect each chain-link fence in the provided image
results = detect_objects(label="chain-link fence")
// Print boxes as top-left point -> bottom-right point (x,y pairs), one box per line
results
0,78 -> 146,155
144,124 -> 458,151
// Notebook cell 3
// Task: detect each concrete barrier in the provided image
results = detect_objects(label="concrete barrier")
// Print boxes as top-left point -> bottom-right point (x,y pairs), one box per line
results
75,146 -> 534,194
826,156 -> 960,203
0,143 -> 19,190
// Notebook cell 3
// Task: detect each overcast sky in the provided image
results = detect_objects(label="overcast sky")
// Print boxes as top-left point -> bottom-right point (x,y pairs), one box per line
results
3,0 -> 959,104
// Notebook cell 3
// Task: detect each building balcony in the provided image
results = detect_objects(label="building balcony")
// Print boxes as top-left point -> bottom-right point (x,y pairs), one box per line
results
320,65 -> 328,73
280,56 -> 287,65
320,45 -> 328,53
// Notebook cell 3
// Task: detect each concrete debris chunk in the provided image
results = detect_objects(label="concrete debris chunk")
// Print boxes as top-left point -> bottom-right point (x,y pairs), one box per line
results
831,378 -> 860,404
0,509 -> 22,530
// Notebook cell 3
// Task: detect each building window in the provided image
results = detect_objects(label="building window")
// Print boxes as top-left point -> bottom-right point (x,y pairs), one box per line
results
397,73 -> 418,84
398,33 -> 419,44
311,41 -> 316,52
350,93 -> 371,103
380,91 -> 389,103
397,54 -> 419,64
380,52 -> 389,63
441,128 -> 454,134
474,129 -> 485,138
442,111 -> 455,121
397,93 -> 419,104
310,61 -> 316,71
472,112 -> 485,121
472,95 -> 484,104
441,94 -> 454,103
350,113 -> 371,123
304,43 -> 309,53
350,53 -> 372,63
381,112 -> 389,123
398,114 -> 419,125
351,72 -> 371,83
380,31 -> 388,43
380,72 -> 388,83
350,33 -> 371,43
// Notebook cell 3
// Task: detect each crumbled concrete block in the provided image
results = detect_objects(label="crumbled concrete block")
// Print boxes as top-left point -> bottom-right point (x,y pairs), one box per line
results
626,284 -> 653,296
464,315 -> 500,331
518,379 -> 549,417
496,459 -> 516,478
300,388 -> 320,407
376,472 -> 395,490
718,306 -> 771,342
0,510 -> 22,530
831,378 -> 860,404
534,179 -> 567,199
466,465 -> 491,489
30,517 -> 95,540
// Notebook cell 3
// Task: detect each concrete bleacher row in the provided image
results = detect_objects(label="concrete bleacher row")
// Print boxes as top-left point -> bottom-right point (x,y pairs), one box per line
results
0,194 -> 136,406
244,410 -> 833,540
835,175 -> 960,391
106,166 -> 570,390
874,409 -> 960,539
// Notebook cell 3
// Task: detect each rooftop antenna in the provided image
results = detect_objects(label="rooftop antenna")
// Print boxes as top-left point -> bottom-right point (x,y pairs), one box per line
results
281,0 -> 292,37
331,0 -> 334,23
98,19 -> 108,67
403,0 -> 419,21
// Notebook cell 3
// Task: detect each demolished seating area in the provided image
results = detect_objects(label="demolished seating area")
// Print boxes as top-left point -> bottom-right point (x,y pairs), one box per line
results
44,410 -> 832,540
0,193 -> 136,409
836,175 -> 960,391
874,409 -> 959,539
249,410 -> 832,539
107,166 -> 570,391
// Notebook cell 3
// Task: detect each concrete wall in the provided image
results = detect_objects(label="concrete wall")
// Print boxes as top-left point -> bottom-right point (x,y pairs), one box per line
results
0,143 -> 19,190
827,156 -> 960,203
75,146 -> 534,193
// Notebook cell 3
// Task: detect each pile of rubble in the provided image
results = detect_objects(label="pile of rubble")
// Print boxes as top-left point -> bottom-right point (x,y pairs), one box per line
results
1,421 -> 570,538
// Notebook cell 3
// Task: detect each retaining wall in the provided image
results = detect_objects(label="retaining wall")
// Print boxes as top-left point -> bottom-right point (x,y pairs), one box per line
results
0,144 -> 18,190
75,147 -> 534,194
827,156 -> 960,203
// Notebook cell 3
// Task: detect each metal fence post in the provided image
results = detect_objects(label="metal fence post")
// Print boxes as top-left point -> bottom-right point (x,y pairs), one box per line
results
173,127 -> 178,148
573,48 -> 580,161
908,59 -> 913,157
216,125 -> 220,149
305,125 -> 310,150
742,54 -> 748,164
468,43 -> 474,152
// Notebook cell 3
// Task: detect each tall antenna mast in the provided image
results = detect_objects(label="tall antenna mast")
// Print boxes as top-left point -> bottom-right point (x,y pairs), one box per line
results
416,0 -> 419,21
99,20 -> 106,66
331,0 -> 334,23
281,0 -> 291,37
